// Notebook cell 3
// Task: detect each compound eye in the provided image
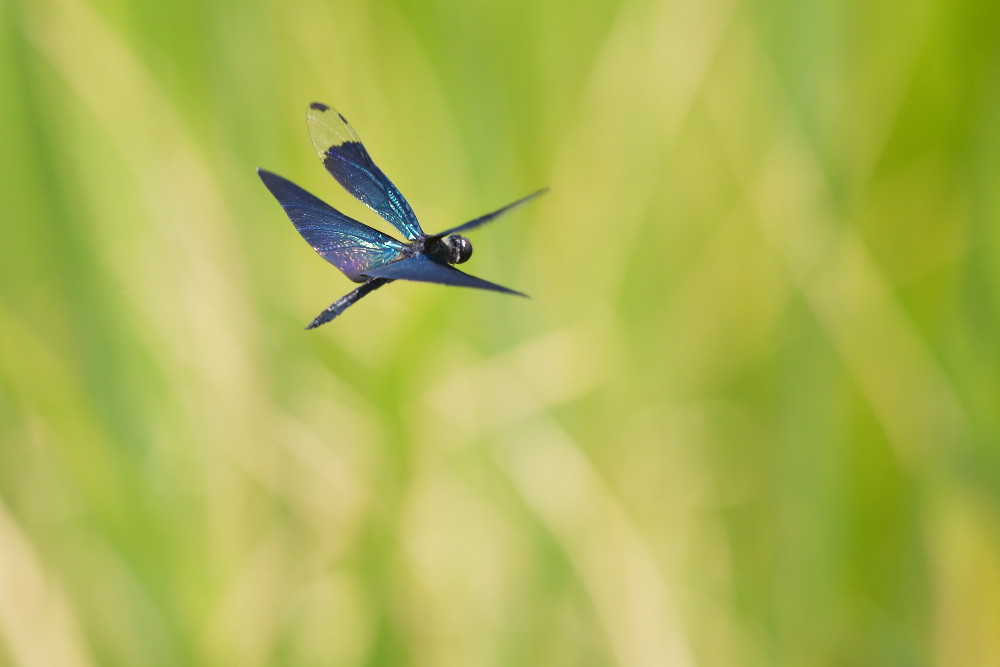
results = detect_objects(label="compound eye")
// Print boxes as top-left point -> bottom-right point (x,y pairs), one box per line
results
447,235 -> 473,264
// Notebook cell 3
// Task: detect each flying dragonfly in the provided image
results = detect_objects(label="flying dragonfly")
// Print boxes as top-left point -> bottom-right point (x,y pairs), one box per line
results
257,102 -> 546,329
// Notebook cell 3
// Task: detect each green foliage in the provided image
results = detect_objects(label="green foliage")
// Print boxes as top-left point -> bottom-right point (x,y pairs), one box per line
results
1,0 -> 999,664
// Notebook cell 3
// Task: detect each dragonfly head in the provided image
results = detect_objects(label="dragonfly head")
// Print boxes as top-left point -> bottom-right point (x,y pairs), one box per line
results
446,234 -> 473,264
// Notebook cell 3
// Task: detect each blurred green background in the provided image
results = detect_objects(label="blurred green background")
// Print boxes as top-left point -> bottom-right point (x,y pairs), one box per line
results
2,0 -> 999,664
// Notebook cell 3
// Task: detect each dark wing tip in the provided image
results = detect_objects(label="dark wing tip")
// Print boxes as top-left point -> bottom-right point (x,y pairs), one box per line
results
310,102 -> 330,111
257,168 -> 283,189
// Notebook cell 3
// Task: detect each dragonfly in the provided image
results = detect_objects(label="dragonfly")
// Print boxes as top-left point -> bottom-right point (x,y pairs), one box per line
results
258,102 -> 546,329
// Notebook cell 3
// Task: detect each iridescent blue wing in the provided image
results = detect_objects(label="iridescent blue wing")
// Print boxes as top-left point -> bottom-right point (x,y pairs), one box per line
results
432,188 -> 548,238
307,103 -> 423,240
363,255 -> 527,297
258,169 -> 404,281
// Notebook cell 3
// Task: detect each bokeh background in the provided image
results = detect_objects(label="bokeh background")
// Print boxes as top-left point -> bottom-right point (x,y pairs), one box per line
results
2,0 -> 999,664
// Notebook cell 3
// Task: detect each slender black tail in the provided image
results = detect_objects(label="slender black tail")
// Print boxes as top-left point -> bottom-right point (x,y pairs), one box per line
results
305,278 -> 392,329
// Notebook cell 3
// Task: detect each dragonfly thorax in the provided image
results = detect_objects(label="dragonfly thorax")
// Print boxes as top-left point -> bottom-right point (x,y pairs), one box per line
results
410,234 -> 473,265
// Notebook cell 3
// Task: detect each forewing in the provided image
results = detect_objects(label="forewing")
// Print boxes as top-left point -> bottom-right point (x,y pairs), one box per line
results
364,255 -> 527,297
432,188 -> 548,238
258,169 -> 403,281
307,103 -> 423,240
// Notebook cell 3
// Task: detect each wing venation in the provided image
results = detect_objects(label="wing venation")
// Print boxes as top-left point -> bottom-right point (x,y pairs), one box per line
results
307,103 -> 423,240
258,169 -> 403,280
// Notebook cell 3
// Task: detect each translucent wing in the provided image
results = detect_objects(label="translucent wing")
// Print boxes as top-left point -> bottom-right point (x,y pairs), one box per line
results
258,169 -> 404,281
364,255 -> 527,297
307,103 -> 423,240
432,188 -> 548,238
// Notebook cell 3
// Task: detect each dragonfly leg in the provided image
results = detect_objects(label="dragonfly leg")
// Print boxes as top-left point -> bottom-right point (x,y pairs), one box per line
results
305,278 -> 392,329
